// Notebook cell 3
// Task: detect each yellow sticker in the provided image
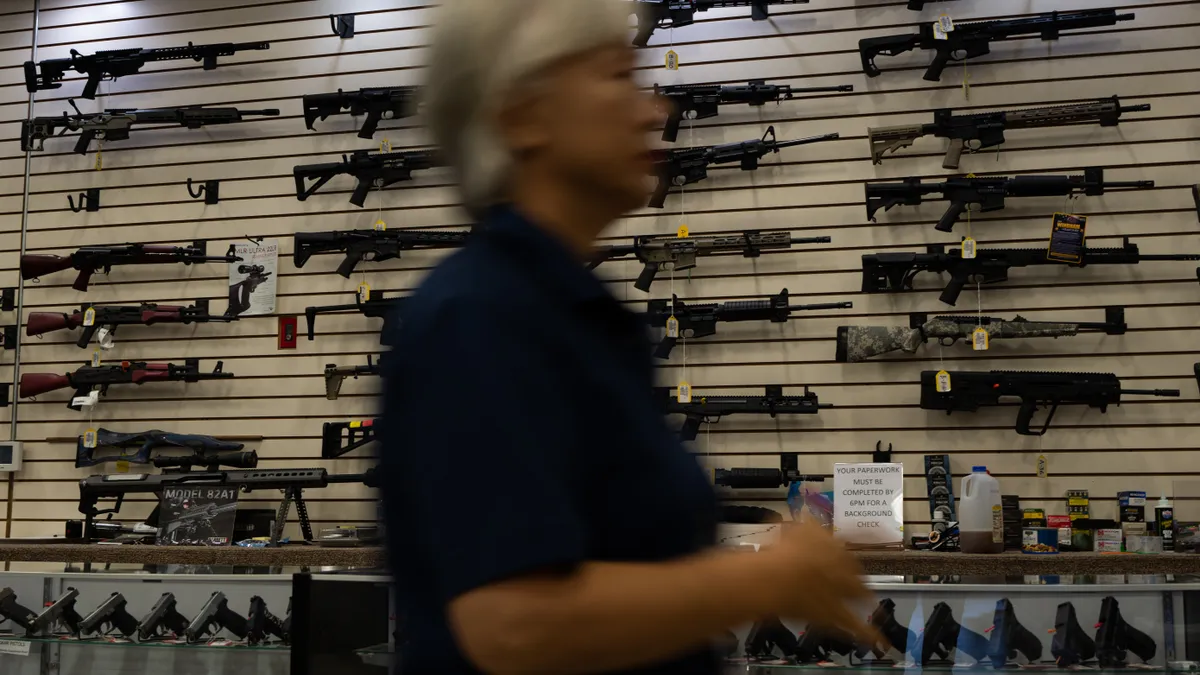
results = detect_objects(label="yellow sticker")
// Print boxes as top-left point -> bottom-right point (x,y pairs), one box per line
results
1037,454 -> 1048,478
665,50 -> 680,71
373,219 -> 386,232
91,350 -> 102,367
115,460 -> 130,474
677,381 -> 692,403
932,23 -> 949,40
82,307 -> 96,327
666,316 -> 680,338
349,420 -> 362,428
83,429 -> 97,449
971,327 -> 989,351
677,225 -> 689,238
94,143 -> 103,171
961,237 -> 977,259
935,370 -> 952,393
357,282 -> 371,304
380,139 -> 392,153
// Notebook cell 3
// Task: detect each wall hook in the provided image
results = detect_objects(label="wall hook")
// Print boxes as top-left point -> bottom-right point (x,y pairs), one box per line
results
330,14 -> 355,38
873,440 -> 893,463
67,187 -> 100,213
187,178 -> 220,205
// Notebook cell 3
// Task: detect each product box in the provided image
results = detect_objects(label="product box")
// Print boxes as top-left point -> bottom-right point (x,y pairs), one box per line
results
1096,541 -> 1122,553
1047,516 -> 1073,547
1118,491 -> 1147,507
923,455 -> 956,522
1096,529 -> 1124,543
1122,522 -> 1148,536
1120,505 -> 1145,523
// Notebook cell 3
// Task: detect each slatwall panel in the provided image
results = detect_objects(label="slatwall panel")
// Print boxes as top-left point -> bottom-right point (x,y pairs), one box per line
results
4,0 -> 1198,539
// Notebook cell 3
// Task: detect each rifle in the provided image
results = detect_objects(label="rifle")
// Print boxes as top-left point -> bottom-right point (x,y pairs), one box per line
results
28,299 -> 236,349
658,385 -> 829,440
836,306 -> 1126,363
22,101 -> 280,154
137,592 -> 192,642
796,625 -> 858,663
862,237 -> 1200,306
631,0 -> 809,47
1051,602 -> 1096,667
185,592 -> 248,644
25,40 -> 270,99
75,429 -> 246,468
1095,596 -> 1156,667
305,291 -> 400,341
592,231 -> 829,292
293,148 -> 441,207
916,601 -> 989,665
79,592 -> 139,638
920,370 -> 1180,436
322,419 -> 378,459
856,598 -> 916,660
0,588 -> 38,633
227,264 -> 273,317
247,596 -> 289,645
303,86 -> 419,138
865,168 -> 1154,232
293,228 -> 470,277
31,588 -> 84,637
655,80 -> 853,142
22,359 -> 232,410
745,616 -> 798,660
162,501 -> 240,537
713,452 -> 822,489
650,126 -> 838,207
647,288 -> 851,358
869,97 -> 1151,169
987,598 -> 1043,667
326,356 -> 381,400
20,240 -> 242,292
859,9 -> 1135,81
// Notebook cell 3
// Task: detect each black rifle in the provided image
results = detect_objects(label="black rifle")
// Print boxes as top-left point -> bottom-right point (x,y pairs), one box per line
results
326,357 -> 381,400
79,592 -> 138,638
592,231 -> 829,292
247,596 -> 289,645
745,616 -> 798,660
796,625 -> 858,663
226,264 -> 273,317
322,419 -> 378,459
655,80 -> 852,142
856,599 -> 916,660
987,598 -> 1043,667
1051,602 -> 1096,667
303,86 -> 419,138
921,370 -> 1180,436
869,97 -> 1151,169
651,126 -> 838,207
865,168 -> 1153,233
293,148 -> 441,207
1095,596 -> 1156,667
859,9 -> 1135,81
647,288 -> 851,358
305,291 -> 400,341
294,228 -> 470,277
658,385 -> 829,441
31,588 -> 83,637
27,299 -> 236,349
862,237 -> 1200,306
76,429 -> 246,468
25,41 -> 269,98
21,240 -> 241,292
185,592 -> 248,644
917,601 -> 989,665
21,358 -> 233,411
0,588 -> 38,633
137,593 -> 192,641
714,452 -> 822,489
837,306 -> 1126,363
631,0 -> 809,47
22,102 -> 280,154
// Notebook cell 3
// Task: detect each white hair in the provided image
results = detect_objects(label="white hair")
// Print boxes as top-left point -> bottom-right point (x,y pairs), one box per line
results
423,0 -> 631,218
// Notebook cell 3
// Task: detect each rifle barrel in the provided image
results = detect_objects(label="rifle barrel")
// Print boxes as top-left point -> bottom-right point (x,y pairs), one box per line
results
787,85 -> 855,94
1121,389 -> 1180,397
1121,104 -> 1152,113
790,236 -> 832,244
790,302 -> 853,311
774,132 -> 840,149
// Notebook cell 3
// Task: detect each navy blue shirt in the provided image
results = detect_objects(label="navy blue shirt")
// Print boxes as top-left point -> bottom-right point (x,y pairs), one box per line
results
379,206 -> 720,674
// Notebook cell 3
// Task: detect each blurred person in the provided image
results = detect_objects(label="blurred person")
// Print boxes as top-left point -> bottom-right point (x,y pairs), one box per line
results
377,1 -> 880,673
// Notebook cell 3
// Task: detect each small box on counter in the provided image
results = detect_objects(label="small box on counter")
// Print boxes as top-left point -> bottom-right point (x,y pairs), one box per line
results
1096,541 -> 1123,553
1096,528 -> 1124,543
1120,505 -> 1145,523
1122,522 -> 1148,537
1118,491 -> 1147,507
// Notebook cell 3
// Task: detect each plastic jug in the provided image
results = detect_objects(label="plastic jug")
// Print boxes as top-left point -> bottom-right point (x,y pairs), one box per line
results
959,466 -> 1004,554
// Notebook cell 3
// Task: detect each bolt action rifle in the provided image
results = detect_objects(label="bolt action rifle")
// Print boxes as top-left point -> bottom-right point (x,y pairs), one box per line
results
658,385 -> 829,440
293,148 -> 441,207
293,228 -> 470,277
75,429 -> 246,468
631,0 -> 809,47
20,240 -> 242,292
28,299 -> 237,349
656,80 -> 852,142
303,86 -> 419,138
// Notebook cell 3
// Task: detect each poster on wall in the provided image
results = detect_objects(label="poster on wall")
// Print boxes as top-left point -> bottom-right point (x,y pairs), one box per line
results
832,463 -> 904,548
156,486 -> 239,546
226,240 -> 278,317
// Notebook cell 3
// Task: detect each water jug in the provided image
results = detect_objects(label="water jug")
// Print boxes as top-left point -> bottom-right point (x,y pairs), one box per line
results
959,466 -> 1003,554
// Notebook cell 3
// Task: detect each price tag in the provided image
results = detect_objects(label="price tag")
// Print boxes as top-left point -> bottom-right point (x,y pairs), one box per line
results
677,381 -> 692,403
357,282 -> 371,304
666,316 -> 680,338
1036,454 -> 1048,478
961,237 -> 977,259
83,428 -> 98,449
91,350 -> 102,367
932,23 -> 949,40
94,143 -> 103,171
938,15 -> 955,32
971,327 -> 989,351
82,307 -> 96,327
373,219 -> 387,232
115,460 -> 130,474
665,50 -> 680,70
380,139 -> 392,153
935,370 -> 952,393
677,225 -> 689,238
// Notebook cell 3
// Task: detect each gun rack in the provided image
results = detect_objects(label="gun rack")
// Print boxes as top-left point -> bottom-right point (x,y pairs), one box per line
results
67,188 -> 100,213
187,178 -> 220,205
330,14 -> 355,39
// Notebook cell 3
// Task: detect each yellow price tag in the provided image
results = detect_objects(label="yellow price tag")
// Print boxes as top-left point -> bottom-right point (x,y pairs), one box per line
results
115,460 -> 130,474
357,282 -> 371,304
380,139 -> 392,153
82,307 -> 96,327
94,143 -> 103,171
935,370 -> 952,393
961,237 -> 977,259
938,15 -> 955,32
971,327 -> 989,351
373,219 -> 386,232
83,429 -> 98,449
91,350 -> 102,367
666,316 -> 679,338
677,381 -> 692,403
1036,454 -> 1048,478
677,225 -> 689,238
665,50 -> 680,71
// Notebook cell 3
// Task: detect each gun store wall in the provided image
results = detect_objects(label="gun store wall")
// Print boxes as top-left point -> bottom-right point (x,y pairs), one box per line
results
2,1 -> 1198,553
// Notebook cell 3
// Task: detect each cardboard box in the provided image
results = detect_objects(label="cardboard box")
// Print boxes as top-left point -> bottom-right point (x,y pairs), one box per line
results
1122,522 -> 1148,536
1095,541 -> 1122,553
1097,529 -> 1124,543
1118,491 -> 1147,507
1048,515 -> 1072,528
1120,506 -> 1145,523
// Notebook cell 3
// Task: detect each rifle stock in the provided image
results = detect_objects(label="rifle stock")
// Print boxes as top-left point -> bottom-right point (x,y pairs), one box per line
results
26,312 -> 76,337
20,254 -> 76,281
19,373 -> 71,398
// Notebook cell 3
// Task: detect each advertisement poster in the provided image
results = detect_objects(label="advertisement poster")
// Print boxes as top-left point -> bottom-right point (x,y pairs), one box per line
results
227,240 -> 278,317
157,486 -> 239,546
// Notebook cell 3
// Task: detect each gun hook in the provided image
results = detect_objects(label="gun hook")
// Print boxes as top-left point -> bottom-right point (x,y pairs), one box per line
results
67,193 -> 85,213
186,177 -> 206,200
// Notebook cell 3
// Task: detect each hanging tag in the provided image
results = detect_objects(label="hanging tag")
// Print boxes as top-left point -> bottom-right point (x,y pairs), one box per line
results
971,327 -> 989,351
938,15 -> 955,32
94,143 -> 103,171
665,50 -> 680,71
666,316 -> 680,338
1047,213 -> 1087,264
90,350 -> 102,367
373,219 -> 387,232
677,381 -> 692,403
1036,454 -> 1048,478
115,460 -> 130,474
380,139 -> 392,153
677,225 -> 689,238
935,370 -> 952,393
933,24 -> 949,40
82,307 -> 96,327
961,237 -> 977,259
357,282 -> 371,304
83,428 -> 98,449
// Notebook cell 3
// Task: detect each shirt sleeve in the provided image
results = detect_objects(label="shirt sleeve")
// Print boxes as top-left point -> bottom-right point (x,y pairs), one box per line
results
378,298 -> 588,604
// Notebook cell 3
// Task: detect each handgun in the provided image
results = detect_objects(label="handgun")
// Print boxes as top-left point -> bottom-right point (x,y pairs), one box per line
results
185,591 -> 248,643
79,592 -> 139,637
136,592 -> 191,641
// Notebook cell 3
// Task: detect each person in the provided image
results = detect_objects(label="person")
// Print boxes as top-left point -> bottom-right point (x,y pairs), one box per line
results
377,1 -> 880,673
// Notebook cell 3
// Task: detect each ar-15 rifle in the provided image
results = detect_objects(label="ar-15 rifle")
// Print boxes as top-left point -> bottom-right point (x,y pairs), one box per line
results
865,168 -> 1154,233
856,598 -> 916,660
293,148 -> 441,207
305,291 -> 400,341
22,101 -> 280,154
322,419 -> 378,459
796,625 -> 858,663
658,385 -> 829,441
1051,602 -> 1096,667
30,588 -> 83,637
137,592 -> 192,642
25,40 -> 269,98
745,616 -> 799,661
186,592 -> 248,644
862,238 -> 1200,306
293,228 -> 470,277
303,86 -> 419,138
647,288 -> 851,358
76,429 -> 246,468
916,601 -> 989,666
79,592 -> 139,638
655,80 -> 852,142
921,370 -> 1181,436
21,358 -> 233,411
836,306 -> 1126,363
326,357 -> 381,400
1095,596 -> 1156,667
987,598 -> 1043,667
592,230 -> 829,292
713,451 -> 822,489
860,9 -> 1135,81
869,97 -> 1151,169
650,126 -> 838,208
20,240 -> 242,292
28,299 -> 236,349
631,0 -> 809,47
247,596 -> 289,645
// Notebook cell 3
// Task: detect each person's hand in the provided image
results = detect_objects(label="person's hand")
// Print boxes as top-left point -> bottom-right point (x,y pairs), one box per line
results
758,518 -> 883,647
